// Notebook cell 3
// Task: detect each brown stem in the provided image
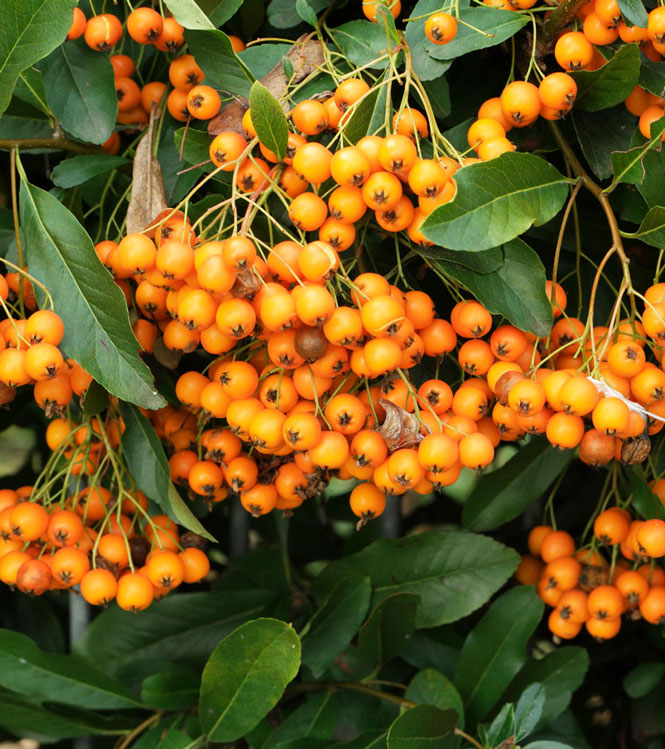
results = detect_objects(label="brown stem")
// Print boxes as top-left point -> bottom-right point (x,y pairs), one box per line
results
0,137 -> 100,153
548,121 -> 636,318
455,728 -> 484,749
541,0 -> 589,44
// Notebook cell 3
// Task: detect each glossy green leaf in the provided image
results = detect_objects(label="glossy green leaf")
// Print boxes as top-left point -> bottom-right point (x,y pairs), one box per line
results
209,0 -> 245,25
40,41 -> 117,144
523,743 -> 575,749
610,118 -> 665,187
301,575 -> 371,677
405,670 -> 464,728
482,702 -> 515,747
343,83 -> 387,143
626,464 -> 665,520
141,666 -> 201,710
463,437 -> 572,531
618,0 -> 648,27
333,21 -> 391,70
119,402 -> 215,539
515,683 -> 546,741
622,204 -> 665,248
623,662 -> 665,698
184,28 -> 255,98
296,0 -> 319,27
420,152 -> 568,251
315,529 -> 519,628
358,593 -> 419,673
572,106 -> 635,180
164,0 -> 216,29
441,239 -> 553,336
200,618 -> 301,742
51,155 -> 129,189
249,80 -> 288,160
637,148 -> 665,208
0,99 -> 52,141
0,0 -> 75,117
503,646 -> 589,729
386,706 -> 457,748
14,67 -> 49,113
571,44 -> 640,111
404,0 -> 451,81
75,590 -> 273,674
0,629 -> 141,709
454,587 -> 544,725
18,171 -> 164,409
428,7 -> 528,60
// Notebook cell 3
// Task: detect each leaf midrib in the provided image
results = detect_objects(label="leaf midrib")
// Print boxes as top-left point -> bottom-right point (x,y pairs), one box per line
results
0,0 -> 48,79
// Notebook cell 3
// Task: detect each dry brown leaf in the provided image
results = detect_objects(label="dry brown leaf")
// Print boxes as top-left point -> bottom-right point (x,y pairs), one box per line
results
208,35 -> 325,136
376,398 -> 423,452
125,110 -> 168,234
621,431 -> 651,464
230,267 -> 262,300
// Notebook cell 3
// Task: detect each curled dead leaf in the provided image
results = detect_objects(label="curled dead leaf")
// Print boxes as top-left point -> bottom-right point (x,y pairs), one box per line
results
230,267 -> 262,300
376,398 -> 423,452
125,109 -> 168,234
621,431 -> 651,465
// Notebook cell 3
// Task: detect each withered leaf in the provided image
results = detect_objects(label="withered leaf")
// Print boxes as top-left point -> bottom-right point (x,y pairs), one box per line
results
208,35 -> 325,136
152,335 -> 183,370
125,110 -> 168,234
621,432 -> 651,465
376,398 -> 423,452
230,267 -> 262,299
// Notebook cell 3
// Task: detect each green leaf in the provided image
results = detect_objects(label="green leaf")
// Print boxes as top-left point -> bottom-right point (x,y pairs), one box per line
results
626,464 -> 665,520
200,618 -> 301,742
51,154 -> 129,188
454,587 -> 544,725
622,204 -> 665,248
0,629 -> 141,709
164,0 -> 216,29
75,590 -> 273,674
610,118 -> 665,187
157,729 -> 193,749
358,593 -> 419,674
428,7 -> 528,60
523,743 -> 575,749
503,646 -> 589,729
14,67 -> 49,114
416,245 -> 504,274
184,28 -> 255,98
296,0 -> 319,27
119,402 -> 215,539
301,575 -> 371,677
264,693 -> 337,748
482,702 -> 515,747
420,152 -> 568,252
637,148 -> 665,208
333,21 -> 391,70
514,683 -> 546,741
239,42 -> 292,79
0,0 -> 75,117
623,662 -> 665,698
81,379 -> 109,415
638,54 -> 665,98
618,0 -> 648,28
386,706 -> 457,748
315,529 -> 519,628
404,0 -> 451,81
40,41 -> 117,144
463,437 -> 572,531
209,0 -> 245,25
0,98 -> 52,141
267,0 -> 328,28
572,106 -> 635,180
405,670 -> 464,728
440,238 -> 553,336
571,44 -> 640,111
141,666 -> 200,710
249,80 -> 288,160
18,171 -> 165,409
343,83 -> 388,143
0,692 -> 126,741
